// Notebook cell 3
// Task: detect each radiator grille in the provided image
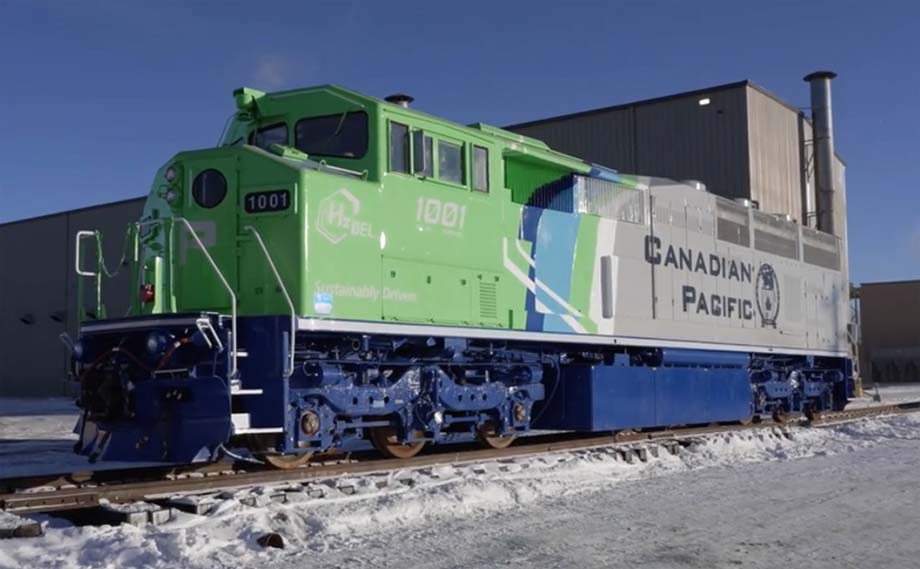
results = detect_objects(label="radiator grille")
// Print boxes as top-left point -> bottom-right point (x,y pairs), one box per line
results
479,281 -> 497,320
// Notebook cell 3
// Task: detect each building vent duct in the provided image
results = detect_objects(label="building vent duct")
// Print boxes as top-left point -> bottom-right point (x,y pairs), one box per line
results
384,93 -> 414,108
804,71 -> 838,235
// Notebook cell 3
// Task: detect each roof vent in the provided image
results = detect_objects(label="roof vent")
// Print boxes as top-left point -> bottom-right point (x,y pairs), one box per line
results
734,198 -> 760,209
682,179 -> 707,191
385,93 -> 414,108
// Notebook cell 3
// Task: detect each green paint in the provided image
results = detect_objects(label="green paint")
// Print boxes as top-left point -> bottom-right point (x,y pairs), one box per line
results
86,85 -> 631,338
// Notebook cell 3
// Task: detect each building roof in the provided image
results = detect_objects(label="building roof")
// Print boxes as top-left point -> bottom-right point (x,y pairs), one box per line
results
505,80 -> 804,131
860,279 -> 920,288
0,196 -> 146,229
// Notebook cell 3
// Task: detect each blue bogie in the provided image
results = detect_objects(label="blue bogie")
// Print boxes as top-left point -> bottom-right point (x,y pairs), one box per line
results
71,314 -> 853,463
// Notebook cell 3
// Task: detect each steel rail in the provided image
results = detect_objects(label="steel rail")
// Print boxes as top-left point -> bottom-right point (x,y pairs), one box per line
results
3,400 -> 918,515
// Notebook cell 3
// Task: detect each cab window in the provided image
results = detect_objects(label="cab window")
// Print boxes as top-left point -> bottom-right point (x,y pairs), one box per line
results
472,145 -> 489,192
250,123 -> 288,151
438,140 -> 464,185
295,111 -> 368,158
389,122 -> 409,173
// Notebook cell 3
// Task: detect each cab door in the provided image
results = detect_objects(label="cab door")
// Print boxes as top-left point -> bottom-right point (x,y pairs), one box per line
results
175,156 -> 239,313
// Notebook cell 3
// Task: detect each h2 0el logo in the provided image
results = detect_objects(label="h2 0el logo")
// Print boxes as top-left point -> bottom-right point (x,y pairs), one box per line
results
317,188 -> 373,244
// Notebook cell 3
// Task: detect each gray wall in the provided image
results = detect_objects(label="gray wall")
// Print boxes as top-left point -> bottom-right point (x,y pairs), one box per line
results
0,198 -> 144,397
860,281 -> 920,383
508,82 -> 847,241
633,86 -> 749,201
746,87 -> 805,221
509,84 -> 750,202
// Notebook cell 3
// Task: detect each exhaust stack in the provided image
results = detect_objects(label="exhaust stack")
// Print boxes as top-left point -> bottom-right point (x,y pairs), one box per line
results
804,71 -> 838,235
385,93 -> 414,108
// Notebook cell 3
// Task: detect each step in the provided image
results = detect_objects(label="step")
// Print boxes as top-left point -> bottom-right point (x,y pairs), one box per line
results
231,413 -> 283,435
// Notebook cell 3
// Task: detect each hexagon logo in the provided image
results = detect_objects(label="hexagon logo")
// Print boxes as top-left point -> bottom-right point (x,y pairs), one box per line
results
316,188 -> 372,244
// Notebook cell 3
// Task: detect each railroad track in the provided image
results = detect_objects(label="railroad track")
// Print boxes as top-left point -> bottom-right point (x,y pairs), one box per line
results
2,400 -> 918,519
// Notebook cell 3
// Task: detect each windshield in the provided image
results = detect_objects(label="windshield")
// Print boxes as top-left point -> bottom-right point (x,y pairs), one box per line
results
294,111 -> 368,159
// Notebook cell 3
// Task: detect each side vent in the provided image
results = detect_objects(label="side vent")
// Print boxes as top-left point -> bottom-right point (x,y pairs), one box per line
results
479,281 -> 498,320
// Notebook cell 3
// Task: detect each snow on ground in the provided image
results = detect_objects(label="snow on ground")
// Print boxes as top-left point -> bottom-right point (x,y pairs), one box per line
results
2,407 -> 920,569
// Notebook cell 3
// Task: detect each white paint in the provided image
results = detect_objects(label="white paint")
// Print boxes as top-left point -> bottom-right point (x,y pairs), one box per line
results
296,316 -> 849,358
316,188 -> 374,244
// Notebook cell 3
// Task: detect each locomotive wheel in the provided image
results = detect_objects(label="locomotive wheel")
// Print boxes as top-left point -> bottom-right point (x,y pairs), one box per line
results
261,452 -> 313,469
369,427 -> 426,459
478,424 -> 516,449
771,408 -> 788,424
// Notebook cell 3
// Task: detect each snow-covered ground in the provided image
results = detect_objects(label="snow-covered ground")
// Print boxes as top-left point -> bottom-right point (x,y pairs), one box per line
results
1,393 -> 920,568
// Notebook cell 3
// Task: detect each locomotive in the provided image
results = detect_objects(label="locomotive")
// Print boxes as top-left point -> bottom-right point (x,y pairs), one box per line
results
70,85 -> 853,468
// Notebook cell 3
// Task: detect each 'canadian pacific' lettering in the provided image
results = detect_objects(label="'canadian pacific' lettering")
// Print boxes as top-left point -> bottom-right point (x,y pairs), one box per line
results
644,235 -> 752,283
681,286 -> 755,321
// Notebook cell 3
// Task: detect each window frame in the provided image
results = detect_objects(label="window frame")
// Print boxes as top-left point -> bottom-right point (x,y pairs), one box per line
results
472,145 -> 489,193
412,129 -> 434,178
436,138 -> 465,186
249,122 -> 289,151
293,111 -> 369,159
388,120 -> 410,174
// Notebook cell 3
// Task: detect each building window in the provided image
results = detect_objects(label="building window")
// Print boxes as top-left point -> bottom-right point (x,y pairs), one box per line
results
250,123 -> 288,151
294,111 -> 368,159
438,140 -> 463,185
472,146 -> 489,192
389,122 -> 410,173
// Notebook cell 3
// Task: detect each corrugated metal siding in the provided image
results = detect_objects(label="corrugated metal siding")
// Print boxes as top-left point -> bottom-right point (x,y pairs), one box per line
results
860,281 -> 920,382
799,118 -> 817,227
633,87 -> 749,200
0,215 -> 70,397
746,87 -> 804,221
833,157 -> 848,245
509,86 -> 751,202
510,110 -> 636,171
0,199 -> 144,397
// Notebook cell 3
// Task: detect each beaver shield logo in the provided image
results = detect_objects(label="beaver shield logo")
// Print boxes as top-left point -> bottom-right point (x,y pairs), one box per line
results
755,263 -> 780,328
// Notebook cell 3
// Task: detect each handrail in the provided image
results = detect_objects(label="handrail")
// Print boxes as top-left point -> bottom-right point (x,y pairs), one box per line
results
244,225 -> 296,378
133,217 -> 239,379
75,230 -> 103,320
170,217 -> 239,379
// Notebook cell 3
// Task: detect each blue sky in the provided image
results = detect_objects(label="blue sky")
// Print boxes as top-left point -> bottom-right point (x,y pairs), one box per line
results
0,0 -> 917,284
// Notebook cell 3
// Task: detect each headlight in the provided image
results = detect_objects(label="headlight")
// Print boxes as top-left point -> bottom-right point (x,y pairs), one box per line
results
164,165 -> 178,183
164,188 -> 178,204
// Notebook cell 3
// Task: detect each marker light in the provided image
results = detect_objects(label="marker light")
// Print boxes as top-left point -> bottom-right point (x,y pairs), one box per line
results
140,284 -> 156,304
698,97 -> 711,106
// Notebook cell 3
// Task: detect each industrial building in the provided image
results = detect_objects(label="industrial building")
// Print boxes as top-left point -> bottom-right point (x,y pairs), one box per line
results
0,73 -> 862,397
0,198 -> 144,396
506,76 -> 847,242
858,280 -> 920,383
